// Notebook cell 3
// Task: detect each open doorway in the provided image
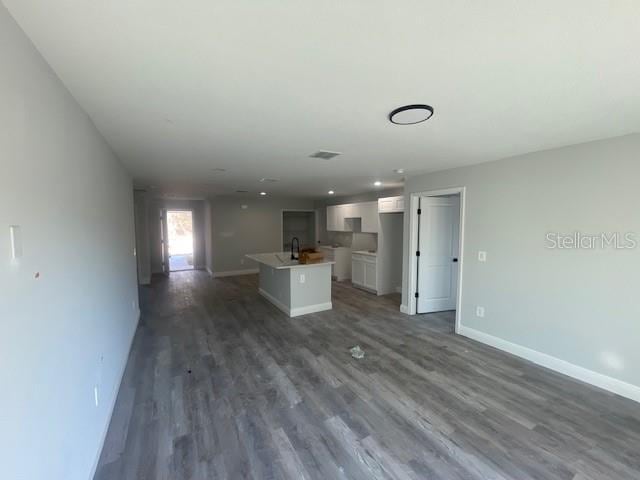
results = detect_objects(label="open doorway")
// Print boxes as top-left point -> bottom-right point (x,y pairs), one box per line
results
407,187 -> 465,333
282,210 -> 316,252
167,210 -> 194,271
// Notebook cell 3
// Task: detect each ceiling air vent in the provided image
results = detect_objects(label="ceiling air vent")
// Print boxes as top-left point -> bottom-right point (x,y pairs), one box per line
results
309,150 -> 341,160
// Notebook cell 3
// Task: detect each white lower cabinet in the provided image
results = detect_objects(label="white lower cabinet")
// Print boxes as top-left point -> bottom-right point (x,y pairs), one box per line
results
351,258 -> 364,285
351,253 -> 377,293
364,262 -> 377,290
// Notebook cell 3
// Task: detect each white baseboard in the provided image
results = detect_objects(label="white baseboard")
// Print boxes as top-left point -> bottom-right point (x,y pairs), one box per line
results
400,304 -> 408,314
290,302 -> 332,317
259,288 -> 332,317
89,309 -> 140,480
458,326 -> 640,404
213,268 -> 259,278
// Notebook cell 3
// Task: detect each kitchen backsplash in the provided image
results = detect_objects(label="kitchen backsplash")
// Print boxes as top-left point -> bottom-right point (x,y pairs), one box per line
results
322,231 -> 377,252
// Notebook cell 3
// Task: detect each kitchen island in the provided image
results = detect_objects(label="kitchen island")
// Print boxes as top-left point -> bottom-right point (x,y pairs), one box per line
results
245,252 -> 334,317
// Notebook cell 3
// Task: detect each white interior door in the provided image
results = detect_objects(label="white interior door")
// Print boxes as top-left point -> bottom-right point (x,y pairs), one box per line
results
417,196 -> 460,313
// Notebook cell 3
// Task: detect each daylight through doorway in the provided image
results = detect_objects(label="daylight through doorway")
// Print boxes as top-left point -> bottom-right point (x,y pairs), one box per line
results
167,210 -> 194,271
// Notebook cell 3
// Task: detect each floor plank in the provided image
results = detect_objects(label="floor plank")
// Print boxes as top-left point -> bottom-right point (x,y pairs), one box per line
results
95,271 -> 640,480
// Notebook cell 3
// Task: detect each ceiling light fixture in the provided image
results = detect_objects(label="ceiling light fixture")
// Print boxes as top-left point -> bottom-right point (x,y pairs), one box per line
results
309,151 -> 342,160
328,190 -> 335,195
211,168 -> 226,172
374,181 -> 382,187
389,104 -> 434,125
259,178 -> 278,183
393,168 -> 405,174
236,190 -> 249,193
259,191 -> 267,196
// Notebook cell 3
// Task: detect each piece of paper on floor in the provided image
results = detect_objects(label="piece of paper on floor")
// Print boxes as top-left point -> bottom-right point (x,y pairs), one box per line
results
350,345 -> 365,359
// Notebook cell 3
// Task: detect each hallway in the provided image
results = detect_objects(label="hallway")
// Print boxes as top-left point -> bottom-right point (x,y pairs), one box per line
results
95,272 -> 640,480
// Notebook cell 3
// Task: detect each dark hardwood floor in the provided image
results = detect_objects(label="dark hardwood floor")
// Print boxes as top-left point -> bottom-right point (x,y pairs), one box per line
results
95,270 -> 640,480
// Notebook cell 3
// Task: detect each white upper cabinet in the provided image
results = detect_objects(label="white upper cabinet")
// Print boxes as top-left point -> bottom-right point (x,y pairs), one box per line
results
378,196 -> 405,213
326,201 -> 379,232
360,201 -> 379,233
326,205 -> 340,231
342,203 -> 356,218
326,204 -> 350,231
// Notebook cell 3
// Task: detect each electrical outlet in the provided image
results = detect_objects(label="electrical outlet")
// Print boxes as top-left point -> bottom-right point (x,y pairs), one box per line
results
476,306 -> 485,318
299,273 -> 305,284
478,251 -> 487,262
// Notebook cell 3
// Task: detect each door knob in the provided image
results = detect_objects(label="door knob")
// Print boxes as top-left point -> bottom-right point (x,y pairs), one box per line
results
452,258 -> 458,262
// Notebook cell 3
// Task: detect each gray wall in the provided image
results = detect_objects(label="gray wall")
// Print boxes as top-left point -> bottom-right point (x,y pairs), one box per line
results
0,5 -> 138,479
148,198 -> 206,273
133,190 -> 151,284
402,134 -> 640,389
378,212 -> 404,293
283,211 -> 315,250
209,196 -> 314,273
204,199 -> 214,273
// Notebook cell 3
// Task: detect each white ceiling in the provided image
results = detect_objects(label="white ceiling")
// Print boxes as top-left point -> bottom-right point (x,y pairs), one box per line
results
5,1 -> 640,198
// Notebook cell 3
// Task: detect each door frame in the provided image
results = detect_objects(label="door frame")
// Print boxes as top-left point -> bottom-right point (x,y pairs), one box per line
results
406,186 -> 466,334
159,208 -> 170,275
280,209 -> 317,251
165,208 -> 195,272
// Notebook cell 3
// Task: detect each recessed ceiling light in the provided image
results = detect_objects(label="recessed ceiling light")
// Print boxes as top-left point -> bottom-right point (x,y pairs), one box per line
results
393,168 -> 405,174
211,168 -> 226,172
259,191 -> 267,196
374,181 -> 382,187
236,190 -> 249,193
259,178 -> 278,183
389,104 -> 434,125
328,190 -> 335,195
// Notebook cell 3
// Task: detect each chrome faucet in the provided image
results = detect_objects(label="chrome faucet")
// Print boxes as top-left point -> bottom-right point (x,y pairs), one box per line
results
291,237 -> 300,260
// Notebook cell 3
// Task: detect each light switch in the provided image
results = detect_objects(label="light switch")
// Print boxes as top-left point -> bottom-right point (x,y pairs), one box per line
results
476,306 -> 485,318
478,251 -> 487,262
10,225 -> 22,259
299,273 -> 306,284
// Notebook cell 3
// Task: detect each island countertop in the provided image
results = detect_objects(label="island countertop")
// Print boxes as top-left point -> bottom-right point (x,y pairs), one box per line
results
246,252 -> 335,270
